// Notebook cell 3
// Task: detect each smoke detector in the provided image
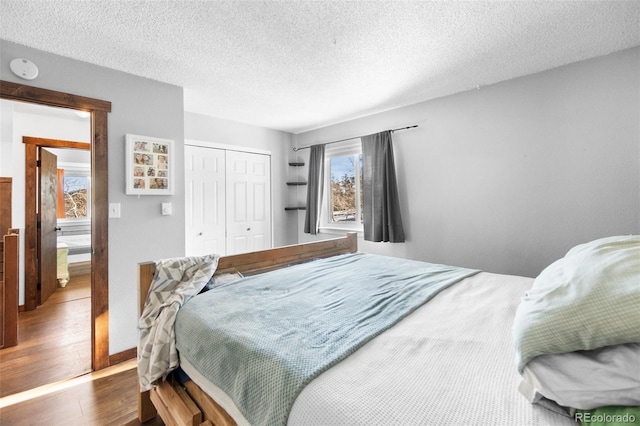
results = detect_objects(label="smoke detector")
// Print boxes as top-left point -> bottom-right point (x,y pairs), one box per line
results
10,58 -> 39,80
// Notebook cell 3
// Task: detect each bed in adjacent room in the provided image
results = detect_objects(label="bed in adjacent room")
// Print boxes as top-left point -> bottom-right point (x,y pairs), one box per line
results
137,233 -> 639,426
57,233 -> 91,258
56,233 -> 92,287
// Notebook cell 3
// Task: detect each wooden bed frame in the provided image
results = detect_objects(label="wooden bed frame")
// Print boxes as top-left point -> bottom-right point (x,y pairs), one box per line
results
138,233 -> 358,426
1,177 -> 19,349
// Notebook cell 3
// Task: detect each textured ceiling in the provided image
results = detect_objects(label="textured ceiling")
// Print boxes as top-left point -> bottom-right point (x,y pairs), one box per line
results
1,1 -> 639,134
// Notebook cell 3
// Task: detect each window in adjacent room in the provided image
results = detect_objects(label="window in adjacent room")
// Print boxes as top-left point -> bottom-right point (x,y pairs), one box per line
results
57,162 -> 91,220
321,139 -> 363,232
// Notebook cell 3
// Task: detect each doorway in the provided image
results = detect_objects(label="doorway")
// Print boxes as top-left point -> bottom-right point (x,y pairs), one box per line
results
0,81 -> 111,371
24,137 -> 92,307
0,108 -> 94,397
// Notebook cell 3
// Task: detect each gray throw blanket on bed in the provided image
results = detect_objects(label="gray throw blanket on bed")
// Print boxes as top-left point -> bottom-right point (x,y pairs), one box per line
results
137,254 -> 219,391
176,252 -> 479,426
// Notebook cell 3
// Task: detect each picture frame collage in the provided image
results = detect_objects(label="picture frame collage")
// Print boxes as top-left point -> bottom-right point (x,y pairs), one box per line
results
125,134 -> 174,195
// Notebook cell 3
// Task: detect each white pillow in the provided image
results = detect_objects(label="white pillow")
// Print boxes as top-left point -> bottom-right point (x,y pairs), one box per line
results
520,343 -> 640,410
513,235 -> 640,372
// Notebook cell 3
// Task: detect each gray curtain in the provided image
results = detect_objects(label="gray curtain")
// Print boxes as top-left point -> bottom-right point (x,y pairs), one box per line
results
361,131 -> 405,242
304,144 -> 325,235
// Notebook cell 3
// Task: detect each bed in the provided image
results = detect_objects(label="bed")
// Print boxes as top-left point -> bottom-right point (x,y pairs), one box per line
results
56,233 -> 92,287
137,233 -> 639,426
56,233 -> 92,258
56,244 -> 70,287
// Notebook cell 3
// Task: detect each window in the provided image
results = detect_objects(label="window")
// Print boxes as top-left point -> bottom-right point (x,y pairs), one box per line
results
62,174 -> 89,218
58,162 -> 91,221
321,140 -> 363,232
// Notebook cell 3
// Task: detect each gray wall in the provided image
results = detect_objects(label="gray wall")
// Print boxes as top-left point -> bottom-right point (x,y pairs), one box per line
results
295,47 -> 640,278
1,40 -> 185,354
1,39 -> 638,354
0,40 -> 298,355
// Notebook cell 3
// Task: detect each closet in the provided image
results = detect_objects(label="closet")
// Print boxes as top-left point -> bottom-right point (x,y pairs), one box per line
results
185,145 -> 271,256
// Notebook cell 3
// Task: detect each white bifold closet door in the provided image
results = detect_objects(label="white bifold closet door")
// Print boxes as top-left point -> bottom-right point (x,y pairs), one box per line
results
185,146 -> 226,256
225,150 -> 271,255
185,145 -> 271,257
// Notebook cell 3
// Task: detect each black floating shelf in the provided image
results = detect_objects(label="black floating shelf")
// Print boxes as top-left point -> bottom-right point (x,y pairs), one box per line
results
284,206 -> 307,211
288,162 -> 305,166
286,182 -> 307,186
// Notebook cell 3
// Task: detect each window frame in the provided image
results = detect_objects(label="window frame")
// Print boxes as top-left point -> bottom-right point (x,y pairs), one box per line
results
319,139 -> 364,235
57,161 -> 91,224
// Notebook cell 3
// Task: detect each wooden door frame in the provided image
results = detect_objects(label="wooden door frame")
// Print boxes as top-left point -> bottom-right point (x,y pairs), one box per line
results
24,138 -> 91,306
1,81 -> 111,371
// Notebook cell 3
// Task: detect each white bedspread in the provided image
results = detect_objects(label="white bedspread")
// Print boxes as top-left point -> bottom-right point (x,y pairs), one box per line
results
180,272 -> 575,425
56,233 -> 91,248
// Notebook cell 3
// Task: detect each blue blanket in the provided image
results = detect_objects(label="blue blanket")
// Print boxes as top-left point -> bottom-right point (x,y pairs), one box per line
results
176,253 -> 479,426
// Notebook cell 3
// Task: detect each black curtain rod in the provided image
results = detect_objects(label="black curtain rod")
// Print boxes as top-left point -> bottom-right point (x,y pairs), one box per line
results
292,125 -> 418,152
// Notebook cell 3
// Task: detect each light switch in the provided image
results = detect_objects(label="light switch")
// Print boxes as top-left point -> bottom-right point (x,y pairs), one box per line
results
162,202 -> 172,216
109,203 -> 121,218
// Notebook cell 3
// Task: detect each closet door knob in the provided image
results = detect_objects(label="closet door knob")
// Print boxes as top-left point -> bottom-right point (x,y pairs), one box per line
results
197,232 -> 203,236
55,227 -> 61,231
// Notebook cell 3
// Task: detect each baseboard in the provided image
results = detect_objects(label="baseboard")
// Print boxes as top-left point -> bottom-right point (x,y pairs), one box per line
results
110,347 -> 137,366
69,261 -> 91,276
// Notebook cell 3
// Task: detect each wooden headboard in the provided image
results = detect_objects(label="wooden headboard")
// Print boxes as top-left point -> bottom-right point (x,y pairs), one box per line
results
138,232 -> 358,313
0,178 -> 12,237
1,178 -> 18,349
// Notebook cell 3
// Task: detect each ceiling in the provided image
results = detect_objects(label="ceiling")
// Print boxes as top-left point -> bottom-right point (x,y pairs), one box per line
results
1,1 -> 639,134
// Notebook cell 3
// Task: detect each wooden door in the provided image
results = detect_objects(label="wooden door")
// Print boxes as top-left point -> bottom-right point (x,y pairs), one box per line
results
39,148 -> 58,304
225,151 -> 271,255
185,146 -> 227,256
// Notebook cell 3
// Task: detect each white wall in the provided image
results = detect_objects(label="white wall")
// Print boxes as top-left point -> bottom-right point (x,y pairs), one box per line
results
295,47 -> 640,278
1,39 -> 185,354
0,101 -> 90,304
184,112 -> 297,247
0,101 -> 13,173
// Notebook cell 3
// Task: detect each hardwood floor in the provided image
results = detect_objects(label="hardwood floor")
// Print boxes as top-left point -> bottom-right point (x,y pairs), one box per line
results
0,273 -> 163,425
1,273 -> 91,397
